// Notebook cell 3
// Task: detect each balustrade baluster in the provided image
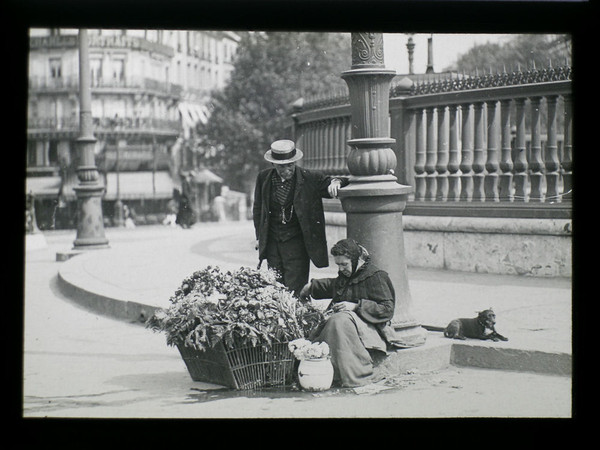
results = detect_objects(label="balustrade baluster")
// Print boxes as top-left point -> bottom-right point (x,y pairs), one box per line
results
325,119 -> 334,174
296,124 -> 305,160
305,123 -> 313,169
436,105 -> 449,201
321,120 -> 328,171
499,100 -> 514,201
316,121 -> 323,171
403,109 -> 417,188
343,118 -> 352,173
414,108 -> 426,201
337,118 -> 346,173
311,122 -> 317,169
529,97 -> 544,202
447,105 -> 461,201
562,94 -> 572,201
425,107 -> 438,201
484,100 -> 500,202
340,117 -> 348,174
330,118 -> 339,175
514,98 -> 529,202
545,95 -> 560,202
472,102 -> 486,201
459,103 -> 474,201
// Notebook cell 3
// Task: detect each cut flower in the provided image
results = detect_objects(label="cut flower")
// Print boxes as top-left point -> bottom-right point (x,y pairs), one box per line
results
288,338 -> 330,360
146,266 -> 325,352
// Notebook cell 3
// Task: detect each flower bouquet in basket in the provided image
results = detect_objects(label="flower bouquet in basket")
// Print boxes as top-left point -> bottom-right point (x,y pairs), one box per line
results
146,266 -> 325,389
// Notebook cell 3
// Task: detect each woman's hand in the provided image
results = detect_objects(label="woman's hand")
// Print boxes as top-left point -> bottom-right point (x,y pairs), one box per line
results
332,301 -> 357,312
298,282 -> 312,301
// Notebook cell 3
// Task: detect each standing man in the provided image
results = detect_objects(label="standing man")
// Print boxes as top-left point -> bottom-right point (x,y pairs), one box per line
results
253,139 -> 348,296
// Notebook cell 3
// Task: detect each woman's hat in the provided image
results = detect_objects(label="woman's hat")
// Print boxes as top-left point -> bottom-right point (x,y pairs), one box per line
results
264,139 -> 304,164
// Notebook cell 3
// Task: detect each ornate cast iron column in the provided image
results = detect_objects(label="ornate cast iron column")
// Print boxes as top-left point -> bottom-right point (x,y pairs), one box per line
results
339,33 -> 426,346
72,29 -> 109,250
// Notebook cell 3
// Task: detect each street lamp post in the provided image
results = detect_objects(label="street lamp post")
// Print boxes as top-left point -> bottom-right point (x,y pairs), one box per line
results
338,33 -> 426,346
72,29 -> 109,250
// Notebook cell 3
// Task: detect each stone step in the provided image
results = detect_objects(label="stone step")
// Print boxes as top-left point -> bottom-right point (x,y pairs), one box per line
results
374,334 -> 571,378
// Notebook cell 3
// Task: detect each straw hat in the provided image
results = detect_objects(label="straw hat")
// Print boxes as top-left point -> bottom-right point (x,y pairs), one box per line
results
264,139 -> 304,164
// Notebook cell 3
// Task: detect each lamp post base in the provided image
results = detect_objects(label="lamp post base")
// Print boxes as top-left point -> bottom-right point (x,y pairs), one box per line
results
339,176 -> 426,347
72,184 -> 109,250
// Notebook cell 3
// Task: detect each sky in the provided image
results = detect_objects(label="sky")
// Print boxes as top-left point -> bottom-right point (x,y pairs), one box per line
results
383,33 -> 516,75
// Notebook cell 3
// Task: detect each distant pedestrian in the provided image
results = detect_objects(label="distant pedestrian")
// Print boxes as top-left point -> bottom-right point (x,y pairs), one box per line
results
123,204 -> 136,229
253,139 -> 348,296
176,191 -> 195,229
163,195 -> 178,227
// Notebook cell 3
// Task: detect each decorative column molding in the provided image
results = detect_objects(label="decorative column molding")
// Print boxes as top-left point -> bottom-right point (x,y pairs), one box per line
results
339,32 -> 426,346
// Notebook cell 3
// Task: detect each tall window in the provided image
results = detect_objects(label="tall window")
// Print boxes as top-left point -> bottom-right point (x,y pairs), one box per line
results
90,58 -> 103,87
48,141 -> 58,166
49,58 -> 62,79
111,57 -> 125,84
27,141 -> 37,167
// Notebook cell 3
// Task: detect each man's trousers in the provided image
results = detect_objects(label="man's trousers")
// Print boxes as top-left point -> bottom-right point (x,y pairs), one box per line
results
265,233 -> 310,297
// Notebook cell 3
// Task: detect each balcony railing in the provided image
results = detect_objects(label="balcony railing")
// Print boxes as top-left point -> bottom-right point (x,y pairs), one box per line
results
27,115 -> 181,136
289,63 -> 572,219
28,75 -> 184,97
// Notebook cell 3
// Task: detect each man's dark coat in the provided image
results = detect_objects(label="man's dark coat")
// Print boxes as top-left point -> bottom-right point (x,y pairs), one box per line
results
253,167 -> 347,268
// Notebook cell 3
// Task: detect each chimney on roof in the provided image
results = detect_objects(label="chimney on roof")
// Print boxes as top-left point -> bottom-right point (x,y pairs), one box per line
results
426,34 -> 434,74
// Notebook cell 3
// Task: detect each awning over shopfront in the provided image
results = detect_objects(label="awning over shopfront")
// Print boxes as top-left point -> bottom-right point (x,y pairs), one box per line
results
25,176 -> 62,198
103,171 -> 177,200
178,102 -> 211,137
188,168 -> 223,185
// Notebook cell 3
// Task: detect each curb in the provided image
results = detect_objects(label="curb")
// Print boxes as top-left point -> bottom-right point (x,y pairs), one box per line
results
57,262 -> 571,378
57,269 -> 159,325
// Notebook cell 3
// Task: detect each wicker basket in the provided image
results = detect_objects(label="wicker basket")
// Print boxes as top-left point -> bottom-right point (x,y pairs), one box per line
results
177,340 -> 295,390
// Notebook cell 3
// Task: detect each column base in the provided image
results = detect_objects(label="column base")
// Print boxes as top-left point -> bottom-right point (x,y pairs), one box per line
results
387,322 -> 428,348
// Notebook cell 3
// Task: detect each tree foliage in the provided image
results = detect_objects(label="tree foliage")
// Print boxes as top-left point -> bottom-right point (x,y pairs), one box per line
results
447,34 -> 572,73
196,32 -> 351,193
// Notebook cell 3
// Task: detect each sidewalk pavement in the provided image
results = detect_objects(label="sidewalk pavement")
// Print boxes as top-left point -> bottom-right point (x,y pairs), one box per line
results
23,222 -> 573,418
54,221 -> 572,360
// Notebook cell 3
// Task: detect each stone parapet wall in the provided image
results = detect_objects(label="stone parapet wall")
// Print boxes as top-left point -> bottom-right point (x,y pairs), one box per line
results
324,212 -> 572,278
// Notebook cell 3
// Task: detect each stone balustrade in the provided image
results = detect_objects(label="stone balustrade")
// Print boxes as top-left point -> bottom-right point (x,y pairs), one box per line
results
288,63 -> 572,219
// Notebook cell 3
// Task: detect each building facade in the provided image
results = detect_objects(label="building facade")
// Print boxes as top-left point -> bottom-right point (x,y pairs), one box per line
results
26,28 -> 240,229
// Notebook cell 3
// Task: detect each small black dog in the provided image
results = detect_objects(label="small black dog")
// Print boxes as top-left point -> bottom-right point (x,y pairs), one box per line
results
442,308 -> 508,341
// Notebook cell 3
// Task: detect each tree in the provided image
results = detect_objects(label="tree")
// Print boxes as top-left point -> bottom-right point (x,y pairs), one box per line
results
447,34 -> 571,73
196,32 -> 351,194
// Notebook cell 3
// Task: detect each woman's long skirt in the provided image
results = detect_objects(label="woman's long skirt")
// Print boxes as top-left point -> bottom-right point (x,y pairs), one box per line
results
312,311 -> 385,387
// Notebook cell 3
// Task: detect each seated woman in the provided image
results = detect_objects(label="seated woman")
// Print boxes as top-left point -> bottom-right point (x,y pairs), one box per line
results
298,239 -> 395,387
